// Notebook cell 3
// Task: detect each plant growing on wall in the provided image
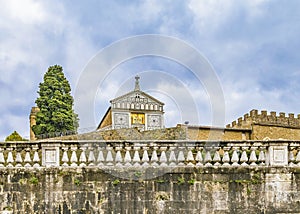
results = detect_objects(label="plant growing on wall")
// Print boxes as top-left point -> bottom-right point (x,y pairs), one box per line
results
29,176 -> 38,185
32,65 -> 79,137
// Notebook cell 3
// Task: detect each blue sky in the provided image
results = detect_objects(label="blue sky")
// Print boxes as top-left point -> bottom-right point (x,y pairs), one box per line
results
1,0 -> 300,140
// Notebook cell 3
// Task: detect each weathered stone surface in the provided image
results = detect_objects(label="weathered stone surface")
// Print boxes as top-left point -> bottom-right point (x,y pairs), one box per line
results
56,126 -> 187,141
0,167 -> 299,213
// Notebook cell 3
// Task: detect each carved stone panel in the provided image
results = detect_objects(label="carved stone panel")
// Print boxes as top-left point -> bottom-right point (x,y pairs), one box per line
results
268,145 -> 288,166
147,115 -> 161,130
113,113 -> 129,129
42,143 -> 60,167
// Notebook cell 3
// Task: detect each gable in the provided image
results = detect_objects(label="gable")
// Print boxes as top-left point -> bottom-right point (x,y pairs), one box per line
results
110,91 -> 164,112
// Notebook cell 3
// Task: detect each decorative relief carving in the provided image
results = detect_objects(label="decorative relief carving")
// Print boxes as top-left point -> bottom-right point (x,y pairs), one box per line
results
148,115 -> 161,130
114,113 -> 129,129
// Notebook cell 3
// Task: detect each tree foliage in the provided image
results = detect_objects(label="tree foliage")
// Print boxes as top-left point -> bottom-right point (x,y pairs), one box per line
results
32,65 -> 79,137
5,131 -> 27,141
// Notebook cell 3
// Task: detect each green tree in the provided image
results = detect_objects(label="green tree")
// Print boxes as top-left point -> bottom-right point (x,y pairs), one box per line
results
32,65 -> 79,138
5,131 -> 27,141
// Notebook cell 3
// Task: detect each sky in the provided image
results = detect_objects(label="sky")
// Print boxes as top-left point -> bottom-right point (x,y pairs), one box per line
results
1,0 -> 300,140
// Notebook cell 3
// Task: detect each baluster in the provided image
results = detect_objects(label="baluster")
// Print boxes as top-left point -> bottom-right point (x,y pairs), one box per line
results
115,145 -> 123,167
296,148 -> 300,166
15,150 -> 23,167
88,146 -> 96,166
24,148 -> 32,168
124,146 -> 132,167
32,145 -> 40,167
186,147 -> 195,166
231,147 -> 240,166
0,148 -> 4,167
258,146 -> 266,166
249,147 -> 258,166
213,148 -> 221,166
177,147 -> 186,166
240,147 -> 249,166
168,146 -> 177,167
195,149 -> 203,167
106,146 -> 114,167
159,147 -> 168,167
97,146 -> 105,167
222,147 -> 230,166
141,146 -> 150,167
79,145 -> 87,167
7,148 -> 14,167
61,146 -> 69,167
133,146 -> 141,167
150,146 -> 158,167
204,149 -> 213,167
70,145 -> 78,167
289,147 -> 295,166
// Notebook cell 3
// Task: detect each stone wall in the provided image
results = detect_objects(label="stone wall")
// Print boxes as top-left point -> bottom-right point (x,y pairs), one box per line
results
185,125 -> 251,140
228,109 -> 300,129
57,126 -> 186,141
224,109 -> 300,140
0,167 -> 300,213
251,124 -> 300,140
0,140 -> 300,213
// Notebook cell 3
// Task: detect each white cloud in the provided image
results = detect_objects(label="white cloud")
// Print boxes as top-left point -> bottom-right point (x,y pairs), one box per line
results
1,0 -> 300,140
138,0 -> 163,22
0,0 -> 47,24
188,0 -> 234,31
188,0 -> 269,31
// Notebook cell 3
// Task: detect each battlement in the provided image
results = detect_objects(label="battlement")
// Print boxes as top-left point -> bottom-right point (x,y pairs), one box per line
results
227,109 -> 300,128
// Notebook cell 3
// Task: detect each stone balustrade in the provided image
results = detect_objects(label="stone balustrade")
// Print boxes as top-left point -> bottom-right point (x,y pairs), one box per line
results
0,140 -> 299,168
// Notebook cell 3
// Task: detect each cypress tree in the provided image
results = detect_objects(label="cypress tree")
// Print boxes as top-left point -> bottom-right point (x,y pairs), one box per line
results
32,65 -> 79,138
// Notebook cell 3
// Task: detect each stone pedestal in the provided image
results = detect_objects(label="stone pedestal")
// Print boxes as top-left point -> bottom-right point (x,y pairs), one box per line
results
268,144 -> 288,166
42,143 -> 60,167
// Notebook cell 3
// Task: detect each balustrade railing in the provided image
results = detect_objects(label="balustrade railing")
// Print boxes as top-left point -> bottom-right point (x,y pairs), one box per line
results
0,140 -> 299,168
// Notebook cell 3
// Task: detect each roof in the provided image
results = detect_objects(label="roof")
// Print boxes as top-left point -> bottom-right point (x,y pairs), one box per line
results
110,90 -> 164,105
97,107 -> 111,130
178,124 -> 252,132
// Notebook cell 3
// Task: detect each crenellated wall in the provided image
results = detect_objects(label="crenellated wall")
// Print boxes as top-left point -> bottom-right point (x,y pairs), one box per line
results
226,109 -> 300,140
227,109 -> 300,129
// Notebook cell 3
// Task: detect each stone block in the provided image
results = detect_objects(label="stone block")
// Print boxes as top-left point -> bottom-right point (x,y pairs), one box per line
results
268,145 -> 288,166
41,144 -> 60,167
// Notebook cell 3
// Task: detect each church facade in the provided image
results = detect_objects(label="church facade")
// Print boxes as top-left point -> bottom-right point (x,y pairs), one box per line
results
97,76 -> 165,131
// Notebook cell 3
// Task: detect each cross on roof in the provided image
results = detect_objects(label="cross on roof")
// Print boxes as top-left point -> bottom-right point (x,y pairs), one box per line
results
134,75 -> 140,91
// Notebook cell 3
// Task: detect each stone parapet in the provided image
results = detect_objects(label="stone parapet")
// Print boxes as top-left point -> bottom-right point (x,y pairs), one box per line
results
0,140 -> 300,213
0,140 -> 299,168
